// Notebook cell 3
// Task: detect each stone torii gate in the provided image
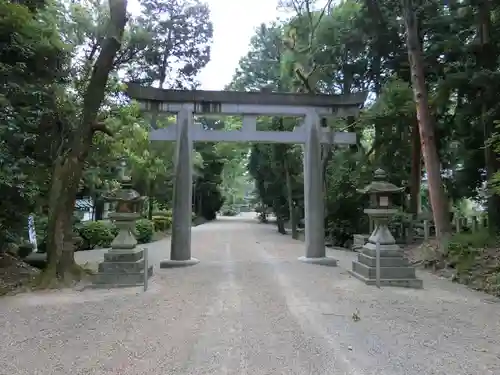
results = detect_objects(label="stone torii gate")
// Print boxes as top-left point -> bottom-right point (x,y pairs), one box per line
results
126,83 -> 366,268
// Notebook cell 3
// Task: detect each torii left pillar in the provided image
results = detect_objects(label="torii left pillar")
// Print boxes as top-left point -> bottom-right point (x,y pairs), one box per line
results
298,110 -> 337,267
160,108 -> 200,268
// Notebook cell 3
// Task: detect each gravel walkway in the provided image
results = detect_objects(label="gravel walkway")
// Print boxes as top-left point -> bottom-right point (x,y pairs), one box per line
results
1,214 -> 499,375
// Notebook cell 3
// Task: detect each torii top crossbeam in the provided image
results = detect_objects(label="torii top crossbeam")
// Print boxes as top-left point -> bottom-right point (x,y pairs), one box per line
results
125,83 -> 367,145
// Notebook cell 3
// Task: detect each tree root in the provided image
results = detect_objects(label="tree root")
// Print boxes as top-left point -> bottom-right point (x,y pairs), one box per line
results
31,263 -> 93,290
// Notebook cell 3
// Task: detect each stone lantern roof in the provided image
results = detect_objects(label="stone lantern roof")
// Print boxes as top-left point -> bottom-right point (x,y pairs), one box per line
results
104,176 -> 144,204
356,169 -> 405,195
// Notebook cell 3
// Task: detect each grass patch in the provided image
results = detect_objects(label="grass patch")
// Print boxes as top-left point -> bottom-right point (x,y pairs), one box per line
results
418,229 -> 500,296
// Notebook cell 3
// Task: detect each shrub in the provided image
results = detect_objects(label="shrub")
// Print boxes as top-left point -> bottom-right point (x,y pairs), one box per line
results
30,216 -> 157,252
449,229 -> 498,250
78,221 -> 115,250
17,242 -> 34,258
152,210 -> 172,217
135,219 -> 154,244
33,215 -> 48,253
220,207 -> 238,216
152,215 -> 172,231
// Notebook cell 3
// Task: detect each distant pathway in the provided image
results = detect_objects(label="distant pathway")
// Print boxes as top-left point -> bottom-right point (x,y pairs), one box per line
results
1,213 -> 499,375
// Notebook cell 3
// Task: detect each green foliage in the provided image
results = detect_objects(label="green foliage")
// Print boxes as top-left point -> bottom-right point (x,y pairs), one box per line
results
17,242 -> 35,259
152,210 -> 172,217
0,0 -> 67,248
132,0 -> 213,88
442,230 -> 500,295
449,229 -> 498,251
220,207 -> 238,216
193,139 -> 226,221
78,221 -> 115,250
34,216 -> 157,252
134,219 -> 154,244
152,215 -> 172,231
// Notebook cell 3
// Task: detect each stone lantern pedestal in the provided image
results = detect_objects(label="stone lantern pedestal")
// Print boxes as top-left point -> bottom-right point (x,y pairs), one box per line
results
92,173 -> 153,288
348,169 -> 422,288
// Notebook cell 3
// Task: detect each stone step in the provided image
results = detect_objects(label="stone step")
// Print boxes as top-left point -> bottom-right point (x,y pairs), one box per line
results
357,253 -> 409,268
98,259 -> 145,273
104,249 -> 144,262
362,247 -> 402,258
348,270 -> 423,289
93,265 -> 153,286
352,260 -> 417,280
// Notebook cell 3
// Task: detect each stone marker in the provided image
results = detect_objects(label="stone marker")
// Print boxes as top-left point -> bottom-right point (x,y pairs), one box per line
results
348,169 -> 423,288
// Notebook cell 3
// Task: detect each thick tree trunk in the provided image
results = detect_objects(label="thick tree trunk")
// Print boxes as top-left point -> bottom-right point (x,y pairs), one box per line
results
284,157 -> 298,239
276,217 -> 286,235
44,0 -> 128,282
94,196 -> 104,220
45,156 -> 86,283
402,0 -> 451,239
409,119 -> 421,215
273,201 -> 286,234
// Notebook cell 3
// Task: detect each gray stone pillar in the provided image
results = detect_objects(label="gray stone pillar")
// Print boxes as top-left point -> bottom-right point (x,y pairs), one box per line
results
160,107 -> 199,268
298,111 -> 337,266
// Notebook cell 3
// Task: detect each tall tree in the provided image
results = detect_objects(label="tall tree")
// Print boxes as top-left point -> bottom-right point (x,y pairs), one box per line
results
0,0 -> 66,248
44,0 -> 128,283
401,0 -> 451,239
132,0 -> 213,89
476,0 -> 500,233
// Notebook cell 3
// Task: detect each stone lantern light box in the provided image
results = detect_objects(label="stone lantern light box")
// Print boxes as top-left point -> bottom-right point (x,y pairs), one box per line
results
360,169 -> 400,209
348,168 -> 423,289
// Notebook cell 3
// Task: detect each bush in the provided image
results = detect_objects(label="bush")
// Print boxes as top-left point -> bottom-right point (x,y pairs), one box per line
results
429,229 -> 500,296
78,219 -> 154,249
152,210 -> 172,217
135,219 -> 154,244
17,242 -> 34,258
152,215 -> 172,231
449,229 -> 498,250
220,207 -> 238,216
78,221 -> 115,250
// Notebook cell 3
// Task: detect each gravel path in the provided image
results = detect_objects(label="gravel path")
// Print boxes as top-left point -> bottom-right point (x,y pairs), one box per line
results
1,213 -> 499,375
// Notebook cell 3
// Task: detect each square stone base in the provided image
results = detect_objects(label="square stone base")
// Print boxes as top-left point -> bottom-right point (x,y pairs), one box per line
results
352,234 -> 370,252
348,269 -> 423,289
91,248 -> 153,289
349,244 -> 423,289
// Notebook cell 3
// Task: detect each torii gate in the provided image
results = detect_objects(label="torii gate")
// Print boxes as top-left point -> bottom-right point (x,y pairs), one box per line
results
126,83 -> 367,268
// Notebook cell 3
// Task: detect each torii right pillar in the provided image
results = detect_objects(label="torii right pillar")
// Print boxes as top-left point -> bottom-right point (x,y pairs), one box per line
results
298,110 -> 338,267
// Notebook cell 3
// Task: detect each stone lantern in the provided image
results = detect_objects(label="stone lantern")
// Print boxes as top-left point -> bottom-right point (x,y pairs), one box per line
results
348,169 -> 422,288
93,162 -> 153,288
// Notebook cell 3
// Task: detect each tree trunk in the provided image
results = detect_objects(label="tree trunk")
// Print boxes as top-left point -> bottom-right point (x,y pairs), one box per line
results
284,157 -> 298,239
45,156 -> 86,283
44,0 -> 128,282
276,217 -> 286,235
401,0 -> 451,239
94,196 -> 104,221
409,118 -> 422,215
273,199 -> 286,234
477,0 -> 500,233
148,180 -> 155,219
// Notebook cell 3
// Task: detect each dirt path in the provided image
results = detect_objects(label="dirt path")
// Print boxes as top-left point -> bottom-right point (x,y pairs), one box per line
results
1,214 -> 499,375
